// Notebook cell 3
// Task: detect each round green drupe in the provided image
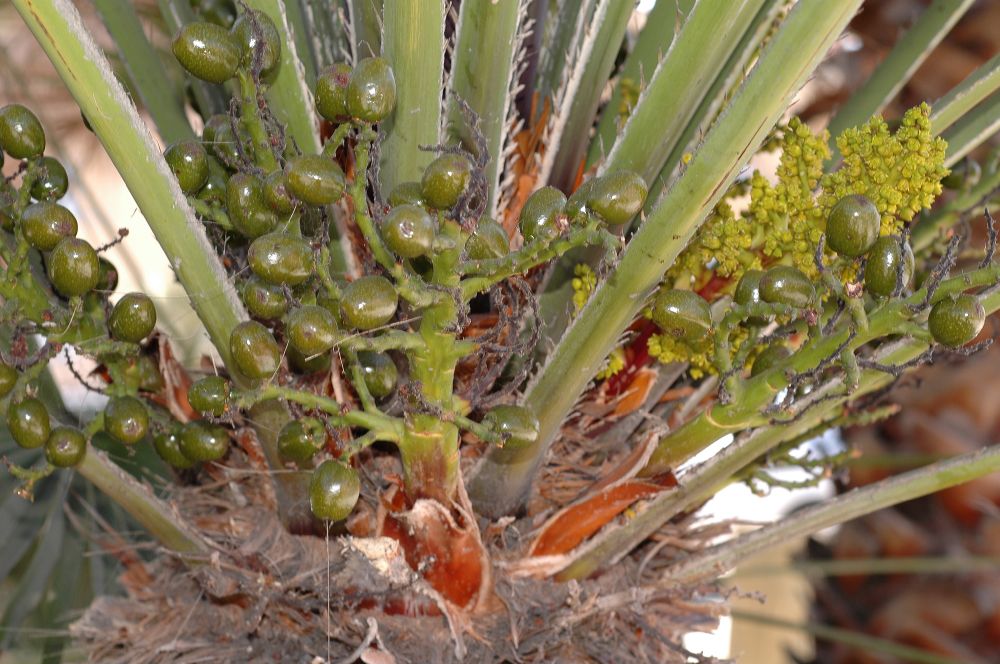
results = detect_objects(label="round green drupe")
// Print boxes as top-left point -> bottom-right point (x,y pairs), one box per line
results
109,292 -> 157,343
179,421 -> 230,462
466,217 -> 509,260
356,351 -> 397,399
47,238 -> 100,298
45,426 -> 87,468
165,139 -> 210,194
286,155 -> 345,206
7,397 -> 50,449
564,179 -> 596,219
0,104 -> 45,159
187,375 -> 230,417
826,194 -> 880,257
347,57 -> 396,122
928,294 -> 985,348
264,170 -> 295,215
286,305 -> 339,356
241,274 -> 289,319
309,459 -> 360,521
340,275 -> 398,330
227,172 -> 279,239
650,289 -> 712,342
483,405 -> 539,450
387,181 -> 424,207
421,153 -> 473,210
230,320 -> 282,380
759,265 -> 815,308
277,417 -> 324,466
864,235 -> 914,297
381,204 -> 436,258
0,360 -> 16,399
21,201 -> 78,251
315,63 -> 352,121
104,396 -> 149,445
247,232 -> 314,285
232,9 -> 282,83
172,22 -> 241,84
586,170 -> 647,226
733,269 -> 769,326
154,429 -> 196,469
519,186 -> 566,243
30,156 -> 69,201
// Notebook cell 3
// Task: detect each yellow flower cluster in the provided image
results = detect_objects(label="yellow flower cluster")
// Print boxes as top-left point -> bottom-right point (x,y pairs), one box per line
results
647,332 -> 714,379
596,346 -> 626,380
571,263 -> 597,312
669,200 -> 759,282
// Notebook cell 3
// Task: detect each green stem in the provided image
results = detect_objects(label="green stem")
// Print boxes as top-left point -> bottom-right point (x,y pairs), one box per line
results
737,555 -> 1000,578
236,70 -> 279,172
931,52 -> 1000,134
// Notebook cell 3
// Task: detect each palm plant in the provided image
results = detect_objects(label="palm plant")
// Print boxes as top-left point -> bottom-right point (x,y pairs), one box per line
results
2,0 -> 1000,661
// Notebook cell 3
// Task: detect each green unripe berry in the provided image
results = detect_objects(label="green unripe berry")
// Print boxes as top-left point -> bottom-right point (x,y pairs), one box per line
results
864,236 -> 914,297
30,156 -> 69,201
21,201 -> 78,251
154,430 -> 196,469
6,397 -> 50,449
309,459 -> 360,521
356,351 -> 397,399
650,289 -> 712,342
188,375 -> 230,416
586,170 -> 647,226
277,417 -> 324,466
733,269 -> 769,326
928,294 -> 985,348
104,396 -> 149,445
45,426 -> 87,468
0,104 -> 45,159
483,405 -> 539,450
109,292 -> 157,343
227,172 -> 279,239
0,361 -> 16,399
315,63 -> 352,121
381,204 -> 436,258
288,345 -> 332,375
96,257 -> 119,293
347,57 -> 396,122
751,343 -> 791,378
241,275 -> 289,319
263,170 -> 295,215
230,320 -> 282,380
202,114 -> 247,165
421,153 -> 473,209
179,421 -> 230,462
248,232 -> 314,285
47,238 -> 100,297
193,0 -> 237,28
340,275 -> 398,330
286,155 -> 345,206
286,305 -> 339,356
519,186 -> 566,243
164,139 -> 210,194
197,159 -> 228,204
564,179 -> 597,218
387,181 -> 424,207
466,217 -> 509,260
232,9 -> 282,83
826,194 -> 880,257
759,265 -> 815,308
172,22 -> 241,84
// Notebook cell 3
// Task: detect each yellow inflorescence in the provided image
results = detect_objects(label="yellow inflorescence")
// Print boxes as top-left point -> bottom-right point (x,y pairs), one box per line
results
571,263 -> 597,312
596,346 -> 626,380
647,333 -> 714,379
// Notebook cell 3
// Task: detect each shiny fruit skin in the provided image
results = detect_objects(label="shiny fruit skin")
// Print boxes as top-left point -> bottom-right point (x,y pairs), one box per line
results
347,57 -> 396,122
202,114 -> 245,164
340,275 -> 398,330
586,170 -> 648,226
286,155 -> 345,206
382,204 -> 436,258
751,343 -> 791,378
47,238 -> 100,297
30,156 -> 69,201
187,375 -> 230,416
387,181 -> 424,207
193,0 -> 237,28
230,320 -> 281,379
315,63 -> 352,121
288,345 -> 332,375
96,257 -> 119,293
227,172 -> 278,239
172,22 -> 241,84
197,159 -> 228,204
421,153 -> 472,209
309,459 -> 360,521
466,217 -> 509,260
650,289 -> 712,342
564,179 -> 596,219
21,201 -> 78,251
356,351 -> 397,398
277,417 -> 324,466
247,232 -> 314,285
154,430 -> 197,469
286,305 -> 339,356
0,361 -> 16,399
519,186 -> 566,243
179,421 -> 230,462
0,104 -> 45,159
928,294 -> 985,348
109,292 -> 157,343
104,396 -> 149,445
483,405 -> 539,450
864,236 -> 914,297
241,274 -> 288,319
734,269 -> 769,325
826,194 -> 880,257
164,139 -> 210,194
7,397 -> 50,449
45,426 -> 87,468
264,170 -> 295,215
759,265 -> 815,308
232,10 -> 282,83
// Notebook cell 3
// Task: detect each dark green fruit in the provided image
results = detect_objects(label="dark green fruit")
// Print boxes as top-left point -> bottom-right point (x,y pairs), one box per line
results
942,156 -> 981,190
193,0 -> 237,28
154,430 -> 196,469
45,426 -> 87,468
21,201 -> 77,251
96,257 -> 119,293
248,233 -> 314,285
30,156 -> 69,200
733,269 -> 769,325
826,194 -> 880,257
104,396 -> 149,445
864,235 -> 914,297
356,351 -> 397,398
483,405 -> 539,450
382,204 -> 435,258
109,292 -> 157,343
751,343 -> 791,378
179,421 -> 230,462
164,139 -> 210,194
288,345 -> 332,375
277,417 -> 324,465
586,170 -> 648,226
0,361 -> 16,399
202,114 -> 247,164
232,10 -> 282,83
6,397 -> 50,449
241,275 -> 288,319
309,459 -> 360,521
47,238 -> 100,297
230,320 -> 282,379
315,63 -> 352,121
564,179 -> 597,218
227,172 -> 278,238
286,155 -> 345,206
0,104 -> 45,159
519,186 -> 566,243
347,57 -> 396,122
466,217 -> 509,260
172,22 -> 241,84
650,289 -> 712,342
928,294 -> 985,348
387,181 -> 424,207
264,170 -> 295,215
187,375 -> 230,416
340,275 -> 398,330
197,159 -> 228,204
286,305 -> 339,356
421,153 -> 473,209
759,265 -> 815,308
